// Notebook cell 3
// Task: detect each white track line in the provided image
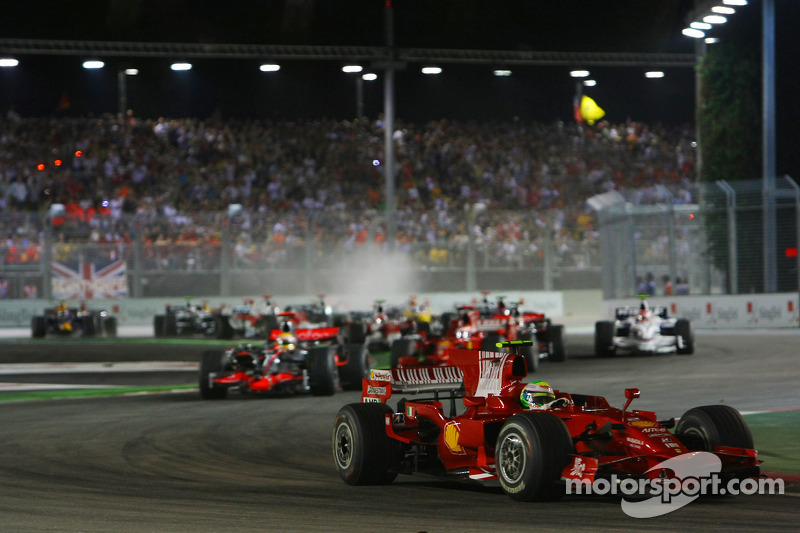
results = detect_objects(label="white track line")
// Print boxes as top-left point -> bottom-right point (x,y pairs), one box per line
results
0,362 -> 198,374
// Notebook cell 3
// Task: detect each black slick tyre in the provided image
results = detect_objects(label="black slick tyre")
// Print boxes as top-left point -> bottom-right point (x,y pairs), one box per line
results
153,315 -> 165,337
82,313 -> 98,337
215,315 -> 234,340
675,405 -> 754,451
332,403 -> 401,485
547,324 -> 567,362
338,343 -> 370,391
31,316 -> 47,338
594,320 -> 616,357
675,318 -> 695,355
308,345 -> 339,396
199,350 -> 228,399
389,338 -> 416,368
105,317 -> 118,338
496,412 -> 573,502
517,331 -> 539,373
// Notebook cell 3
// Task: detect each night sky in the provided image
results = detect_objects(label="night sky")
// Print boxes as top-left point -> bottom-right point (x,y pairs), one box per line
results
0,1 -> 799,176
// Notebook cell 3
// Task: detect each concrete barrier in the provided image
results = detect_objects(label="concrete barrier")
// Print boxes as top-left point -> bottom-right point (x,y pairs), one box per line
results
3,291 -> 797,329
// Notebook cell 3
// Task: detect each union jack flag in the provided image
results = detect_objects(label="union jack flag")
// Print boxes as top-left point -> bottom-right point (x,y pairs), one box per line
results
51,260 -> 128,299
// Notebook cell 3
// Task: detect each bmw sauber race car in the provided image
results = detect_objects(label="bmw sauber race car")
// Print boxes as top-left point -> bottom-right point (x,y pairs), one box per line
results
154,299 -> 222,338
594,299 -> 694,357
332,341 -> 758,501
31,302 -> 117,338
214,294 -> 281,340
199,321 -> 370,399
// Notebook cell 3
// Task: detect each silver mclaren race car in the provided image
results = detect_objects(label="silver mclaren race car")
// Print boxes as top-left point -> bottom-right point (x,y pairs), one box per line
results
594,299 -> 694,356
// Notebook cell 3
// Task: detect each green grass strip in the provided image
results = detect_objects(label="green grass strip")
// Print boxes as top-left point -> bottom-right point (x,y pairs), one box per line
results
0,384 -> 197,403
745,410 -> 800,475
0,337 -> 239,346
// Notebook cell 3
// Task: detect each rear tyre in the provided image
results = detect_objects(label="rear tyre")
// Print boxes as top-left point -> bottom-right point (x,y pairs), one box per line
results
389,338 -> 416,368
153,315 -> 165,338
675,405 -> 753,451
496,412 -> 573,501
257,315 -> 280,339
105,317 -> 118,338
199,350 -> 228,400
547,324 -> 567,362
332,403 -> 402,485
675,318 -> 695,355
481,332 -> 504,351
594,321 -> 616,357
31,316 -> 47,338
308,345 -> 339,396
338,343 -> 370,391
215,315 -> 234,340
82,313 -> 98,337
164,314 -> 178,336
518,331 -> 539,373
346,322 -> 368,345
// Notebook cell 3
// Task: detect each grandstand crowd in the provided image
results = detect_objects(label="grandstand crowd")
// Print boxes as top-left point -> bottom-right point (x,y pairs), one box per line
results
0,112 -> 698,281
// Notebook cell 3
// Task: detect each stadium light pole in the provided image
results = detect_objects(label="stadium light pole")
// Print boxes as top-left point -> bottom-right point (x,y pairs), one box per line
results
762,0 -> 776,292
383,0 -> 397,252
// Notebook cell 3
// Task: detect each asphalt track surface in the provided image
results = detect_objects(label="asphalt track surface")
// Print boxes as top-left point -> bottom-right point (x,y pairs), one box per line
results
0,330 -> 798,532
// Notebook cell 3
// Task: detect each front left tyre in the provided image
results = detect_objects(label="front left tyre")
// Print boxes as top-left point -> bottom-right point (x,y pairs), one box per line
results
675,405 -> 753,451
496,412 -> 573,501
199,350 -> 228,399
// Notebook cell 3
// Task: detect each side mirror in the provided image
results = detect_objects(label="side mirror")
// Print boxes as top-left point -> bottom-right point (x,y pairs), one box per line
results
625,388 -> 641,400
623,388 -> 640,414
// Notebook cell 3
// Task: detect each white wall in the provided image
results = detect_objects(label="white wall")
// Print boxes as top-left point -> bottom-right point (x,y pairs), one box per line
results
4,291 -> 798,329
0,291 -> 564,328
604,293 -> 800,328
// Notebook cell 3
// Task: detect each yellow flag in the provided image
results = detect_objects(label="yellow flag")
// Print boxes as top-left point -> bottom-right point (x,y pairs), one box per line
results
580,95 -> 605,125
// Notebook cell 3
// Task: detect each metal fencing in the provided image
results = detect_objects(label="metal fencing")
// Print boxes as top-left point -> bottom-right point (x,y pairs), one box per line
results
592,176 -> 800,299
2,177 -> 797,301
0,206 -> 602,299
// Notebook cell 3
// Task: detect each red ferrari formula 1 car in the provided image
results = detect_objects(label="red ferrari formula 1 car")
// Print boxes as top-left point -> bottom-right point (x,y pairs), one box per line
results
332,341 -> 759,501
199,321 -> 370,399
475,292 -> 567,366
389,302 -> 542,371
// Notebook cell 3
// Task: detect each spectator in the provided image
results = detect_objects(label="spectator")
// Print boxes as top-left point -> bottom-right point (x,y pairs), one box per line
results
23,281 -> 38,299
662,274 -> 673,296
675,277 -> 689,295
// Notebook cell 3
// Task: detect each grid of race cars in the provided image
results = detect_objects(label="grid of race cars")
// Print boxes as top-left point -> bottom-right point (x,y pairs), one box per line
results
26,292 -> 769,505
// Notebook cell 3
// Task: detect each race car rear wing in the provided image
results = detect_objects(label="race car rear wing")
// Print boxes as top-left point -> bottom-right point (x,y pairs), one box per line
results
361,347 -> 528,404
615,305 -> 668,319
268,326 -> 340,342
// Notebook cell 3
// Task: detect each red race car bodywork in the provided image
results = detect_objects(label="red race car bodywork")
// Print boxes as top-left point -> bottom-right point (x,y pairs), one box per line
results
390,304 -> 542,371
199,323 -> 370,399
333,343 -> 760,501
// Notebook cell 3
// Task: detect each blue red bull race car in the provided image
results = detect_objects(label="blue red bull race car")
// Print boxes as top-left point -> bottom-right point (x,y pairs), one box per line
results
332,341 -> 759,501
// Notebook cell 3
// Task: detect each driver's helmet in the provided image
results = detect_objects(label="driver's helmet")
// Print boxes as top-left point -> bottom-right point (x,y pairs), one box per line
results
277,332 -> 296,350
57,301 -> 68,312
637,301 -> 651,321
278,321 -> 296,349
520,381 -> 556,410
